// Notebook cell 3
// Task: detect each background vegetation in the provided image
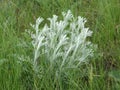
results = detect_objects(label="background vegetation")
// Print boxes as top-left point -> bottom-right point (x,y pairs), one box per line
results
0,0 -> 120,90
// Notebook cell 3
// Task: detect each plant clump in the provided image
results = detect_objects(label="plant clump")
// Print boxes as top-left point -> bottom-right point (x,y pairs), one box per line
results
28,10 -> 97,89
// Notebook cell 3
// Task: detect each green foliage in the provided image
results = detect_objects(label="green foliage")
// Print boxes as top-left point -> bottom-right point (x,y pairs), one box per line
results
0,0 -> 120,90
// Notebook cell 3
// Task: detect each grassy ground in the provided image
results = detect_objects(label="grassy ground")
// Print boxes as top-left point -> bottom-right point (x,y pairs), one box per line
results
0,0 -> 120,90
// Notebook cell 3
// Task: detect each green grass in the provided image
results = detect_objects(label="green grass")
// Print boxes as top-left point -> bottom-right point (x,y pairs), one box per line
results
0,0 -> 120,90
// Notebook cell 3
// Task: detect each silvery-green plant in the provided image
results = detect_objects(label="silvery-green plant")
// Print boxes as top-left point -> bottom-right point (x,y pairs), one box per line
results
30,10 -> 97,73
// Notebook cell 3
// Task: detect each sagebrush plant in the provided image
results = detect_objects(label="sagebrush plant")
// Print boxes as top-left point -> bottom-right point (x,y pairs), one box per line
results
30,10 -> 96,69
28,10 -> 97,89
